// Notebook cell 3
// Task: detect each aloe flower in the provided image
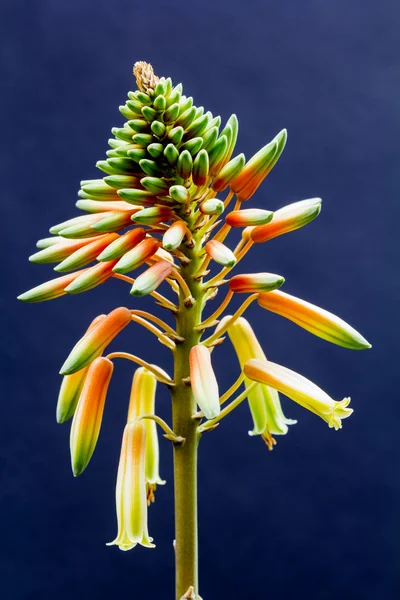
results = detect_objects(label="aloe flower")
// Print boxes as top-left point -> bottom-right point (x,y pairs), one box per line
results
107,421 -> 155,551
244,359 -> 353,430
18,61 -> 371,598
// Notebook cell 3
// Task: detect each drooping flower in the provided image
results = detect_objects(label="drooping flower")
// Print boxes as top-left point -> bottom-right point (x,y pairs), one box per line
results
244,358 -> 353,430
127,367 -> 165,503
258,290 -> 371,350
70,357 -> 114,476
189,345 -> 220,419
56,314 -> 106,424
60,307 -> 132,375
107,420 -> 155,551
225,316 -> 296,444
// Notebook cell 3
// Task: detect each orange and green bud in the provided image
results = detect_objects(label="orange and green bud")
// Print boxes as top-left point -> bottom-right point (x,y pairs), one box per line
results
225,208 -> 273,228
225,317 -> 295,439
177,150 -> 193,179
208,135 -> 228,175
199,198 -> 224,216
251,198 -> 322,243
189,345 -> 220,420
163,221 -> 187,251
54,234 -> 118,272
229,272 -> 285,294
60,307 -> 132,375
17,269 -> 87,303
70,357 -> 114,476
140,177 -> 169,194
258,290 -> 371,350
192,149 -> 209,186
231,129 -> 287,200
205,240 -> 236,267
91,210 -> 139,233
97,228 -> 146,261
113,237 -> 160,274
107,421 -> 155,551
212,153 -> 245,193
130,260 -> 172,296
244,359 -> 353,430
29,236 -> 107,265
76,199 -> 135,214
56,314 -> 107,424
169,185 -> 189,203
132,206 -> 171,226
80,180 -> 120,199
117,188 -> 158,206
58,213 -> 112,239
64,260 -> 117,294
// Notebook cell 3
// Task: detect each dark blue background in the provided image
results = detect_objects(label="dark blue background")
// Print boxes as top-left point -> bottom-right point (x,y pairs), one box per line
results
1,1 -> 399,598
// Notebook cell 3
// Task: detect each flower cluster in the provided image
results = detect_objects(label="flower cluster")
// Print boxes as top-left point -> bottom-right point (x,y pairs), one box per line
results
19,62 -> 370,558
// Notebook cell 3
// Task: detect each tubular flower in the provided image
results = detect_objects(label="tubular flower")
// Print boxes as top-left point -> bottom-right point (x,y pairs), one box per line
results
251,198 -> 322,243
60,307 -> 132,375
70,357 -> 114,476
244,359 -> 353,430
107,420 -> 155,551
189,345 -> 220,419
225,316 -> 295,443
258,290 -> 371,350
127,367 -> 165,504
229,273 -> 285,294
56,314 -> 106,423
163,221 -> 187,251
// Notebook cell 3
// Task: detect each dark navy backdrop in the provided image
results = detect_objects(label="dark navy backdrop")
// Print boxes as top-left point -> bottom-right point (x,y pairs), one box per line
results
1,1 -> 399,598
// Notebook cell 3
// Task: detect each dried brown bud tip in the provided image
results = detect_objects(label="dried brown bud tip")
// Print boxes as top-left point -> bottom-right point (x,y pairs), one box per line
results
133,61 -> 159,93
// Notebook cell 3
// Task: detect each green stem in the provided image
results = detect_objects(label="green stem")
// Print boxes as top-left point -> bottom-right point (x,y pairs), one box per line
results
171,233 -> 204,600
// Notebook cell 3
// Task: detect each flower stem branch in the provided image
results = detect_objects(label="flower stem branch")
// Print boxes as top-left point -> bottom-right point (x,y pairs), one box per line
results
140,414 -> 185,444
106,351 -> 174,385
197,289 -> 234,329
130,314 -> 176,350
198,381 -> 258,433
202,293 -> 258,346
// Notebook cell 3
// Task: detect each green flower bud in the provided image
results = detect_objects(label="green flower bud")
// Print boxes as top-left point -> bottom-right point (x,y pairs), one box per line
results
164,103 -> 180,123
192,149 -> 209,186
151,120 -> 166,138
164,143 -> 179,165
177,150 -> 193,179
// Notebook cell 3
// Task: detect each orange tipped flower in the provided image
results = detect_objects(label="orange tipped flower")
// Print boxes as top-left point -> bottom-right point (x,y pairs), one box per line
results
189,345 -> 220,419
29,236 -> 109,264
251,198 -> 322,243
230,129 -> 287,200
70,357 -> 114,476
225,209 -> 273,228
97,228 -> 146,261
54,233 -> 118,272
132,206 -> 171,226
162,221 -> 187,251
229,273 -> 285,294
205,240 -> 236,267
56,314 -> 107,423
225,316 -> 295,440
199,198 -> 224,216
113,238 -> 160,274
130,260 -> 172,296
64,260 -> 118,294
107,421 -> 155,551
212,153 -> 246,193
17,269 -> 88,303
60,307 -> 132,375
258,290 -> 371,350
244,358 -> 353,430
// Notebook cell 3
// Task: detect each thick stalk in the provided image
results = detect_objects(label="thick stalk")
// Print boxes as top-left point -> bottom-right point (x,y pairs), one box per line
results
171,236 -> 204,599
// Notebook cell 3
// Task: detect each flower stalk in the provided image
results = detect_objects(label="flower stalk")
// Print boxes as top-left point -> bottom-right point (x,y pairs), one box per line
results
18,61 -> 371,600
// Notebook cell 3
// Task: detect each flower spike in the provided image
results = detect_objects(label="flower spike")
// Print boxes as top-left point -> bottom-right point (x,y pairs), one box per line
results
244,359 -> 353,430
258,290 -> 371,350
